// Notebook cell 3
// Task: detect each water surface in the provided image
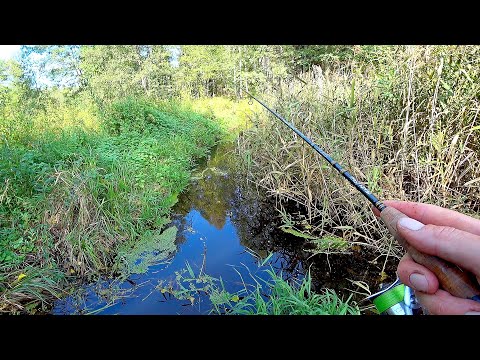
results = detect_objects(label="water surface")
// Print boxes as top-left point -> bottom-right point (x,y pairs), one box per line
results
53,143 -> 303,314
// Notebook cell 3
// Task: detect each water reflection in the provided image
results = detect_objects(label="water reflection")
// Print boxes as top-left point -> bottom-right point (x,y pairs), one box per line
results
52,142 -> 396,315
53,143 -> 304,314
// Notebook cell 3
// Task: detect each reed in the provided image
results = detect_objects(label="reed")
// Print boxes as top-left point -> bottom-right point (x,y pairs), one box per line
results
238,45 -> 480,264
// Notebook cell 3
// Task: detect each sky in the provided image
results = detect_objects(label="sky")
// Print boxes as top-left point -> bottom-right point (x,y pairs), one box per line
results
0,45 -> 21,60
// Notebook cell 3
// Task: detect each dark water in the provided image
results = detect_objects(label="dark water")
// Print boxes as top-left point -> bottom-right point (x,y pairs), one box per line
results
52,143 -> 304,315
52,142 -> 397,315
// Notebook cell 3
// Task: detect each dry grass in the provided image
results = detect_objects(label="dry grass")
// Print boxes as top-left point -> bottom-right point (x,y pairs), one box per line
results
43,168 -> 119,277
239,45 -> 480,265
0,264 -> 64,314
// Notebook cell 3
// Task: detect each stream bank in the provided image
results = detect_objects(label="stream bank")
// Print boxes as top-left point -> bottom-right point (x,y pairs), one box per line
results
53,142 -> 397,315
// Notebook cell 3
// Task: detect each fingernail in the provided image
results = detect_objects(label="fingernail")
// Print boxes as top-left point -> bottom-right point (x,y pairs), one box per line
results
409,273 -> 429,292
465,312 -> 480,315
398,217 -> 425,231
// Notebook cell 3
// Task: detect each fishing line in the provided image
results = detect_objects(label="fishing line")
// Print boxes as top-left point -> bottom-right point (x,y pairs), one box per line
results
244,90 -> 386,212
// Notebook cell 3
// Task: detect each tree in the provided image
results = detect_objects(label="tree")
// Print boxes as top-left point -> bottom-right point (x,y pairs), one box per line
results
175,45 -> 289,99
79,45 -> 175,105
17,45 -> 82,89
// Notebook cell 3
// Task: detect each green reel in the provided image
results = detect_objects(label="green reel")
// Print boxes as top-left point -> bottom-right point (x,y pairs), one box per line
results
366,277 -> 421,315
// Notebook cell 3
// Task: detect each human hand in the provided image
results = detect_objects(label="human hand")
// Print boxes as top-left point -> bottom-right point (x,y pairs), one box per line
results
373,200 -> 480,315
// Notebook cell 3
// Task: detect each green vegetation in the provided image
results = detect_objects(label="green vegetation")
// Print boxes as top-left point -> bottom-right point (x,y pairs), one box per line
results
1,45 -> 479,314
240,45 -> 480,266
158,258 -> 360,315
0,97 -> 226,312
117,226 -> 178,275
214,269 -> 360,315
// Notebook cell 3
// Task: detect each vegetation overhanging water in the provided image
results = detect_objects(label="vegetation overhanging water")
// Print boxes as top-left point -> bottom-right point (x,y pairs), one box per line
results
1,45 -> 479,314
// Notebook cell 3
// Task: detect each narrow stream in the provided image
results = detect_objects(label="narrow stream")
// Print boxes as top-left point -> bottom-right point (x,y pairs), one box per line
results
52,143 -> 305,314
53,141 -> 397,315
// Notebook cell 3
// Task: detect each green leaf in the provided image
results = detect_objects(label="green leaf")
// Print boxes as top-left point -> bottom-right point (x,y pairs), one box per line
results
280,226 -> 317,240
186,261 -> 195,278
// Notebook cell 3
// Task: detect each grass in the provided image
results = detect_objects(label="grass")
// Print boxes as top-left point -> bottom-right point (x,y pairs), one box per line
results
215,268 -> 360,315
0,96 -> 246,313
178,96 -> 260,141
238,45 -> 480,266
0,263 -> 65,314
157,257 -> 360,315
5,45 -> 478,314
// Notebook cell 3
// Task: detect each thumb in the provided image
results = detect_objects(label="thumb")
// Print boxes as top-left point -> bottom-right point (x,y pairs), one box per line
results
397,217 -> 480,281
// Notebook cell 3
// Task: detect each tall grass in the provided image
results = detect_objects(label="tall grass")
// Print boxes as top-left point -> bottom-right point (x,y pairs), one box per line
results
238,45 -> 480,263
0,96 -> 230,313
213,268 -> 360,315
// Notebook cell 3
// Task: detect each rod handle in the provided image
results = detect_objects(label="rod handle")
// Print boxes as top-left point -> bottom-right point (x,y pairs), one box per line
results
380,206 -> 480,302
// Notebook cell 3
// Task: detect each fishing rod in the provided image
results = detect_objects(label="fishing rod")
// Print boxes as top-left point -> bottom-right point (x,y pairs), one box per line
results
244,90 -> 480,314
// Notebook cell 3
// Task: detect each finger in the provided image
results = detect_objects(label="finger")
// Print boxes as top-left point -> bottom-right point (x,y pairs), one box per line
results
372,200 -> 480,236
397,253 -> 439,294
397,218 -> 480,276
415,289 -> 480,315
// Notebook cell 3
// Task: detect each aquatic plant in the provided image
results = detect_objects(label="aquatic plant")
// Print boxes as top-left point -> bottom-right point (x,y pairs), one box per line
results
158,257 -> 360,315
